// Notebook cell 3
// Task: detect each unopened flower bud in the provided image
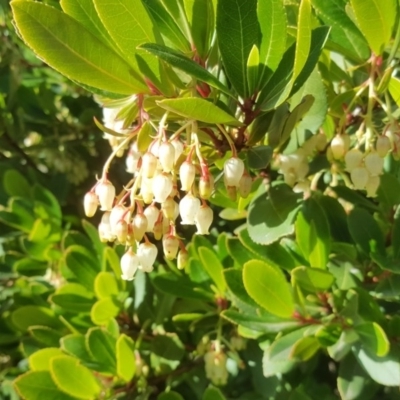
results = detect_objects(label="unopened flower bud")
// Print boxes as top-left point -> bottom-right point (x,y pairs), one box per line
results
109,204 -> 128,235
366,175 -> 380,197
171,139 -> 184,163
153,218 -> 163,240
315,133 -> 328,152
226,185 -> 237,201
152,173 -> 173,203
351,167 -> 369,190
126,144 -> 141,174
364,152 -> 384,176
162,197 -> 178,220
179,161 -> 196,191
224,157 -> 244,187
195,205 -> 213,235
84,191 -> 98,217
376,135 -> 391,157
115,220 -> 128,243
142,152 -> 158,178
132,213 -> 148,242
95,179 -> 115,211
138,242 -> 158,272
140,177 -> 154,204
179,193 -> 201,224
344,148 -> 363,171
238,174 -> 252,198
158,141 -> 175,172
98,212 -> 113,242
162,234 -> 179,260
177,250 -> 189,270
120,248 -> 139,281
144,204 -> 159,232
199,174 -> 214,199
330,134 -> 350,160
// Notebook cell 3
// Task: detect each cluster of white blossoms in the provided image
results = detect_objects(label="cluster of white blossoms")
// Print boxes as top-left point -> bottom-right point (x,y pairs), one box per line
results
329,132 -> 391,197
84,107 -> 251,281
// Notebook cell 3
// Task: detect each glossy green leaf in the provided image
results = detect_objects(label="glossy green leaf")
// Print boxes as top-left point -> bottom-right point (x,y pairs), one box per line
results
50,355 -> 101,399
29,326 -> 63,347
293,0 -> 311,80
243,260 -> 294,318
247,45 -> 260,93
295,197 -> 330,268
198,247 -> 226,294
14,371 -> 79,400
350,0 -> 396,55
354,347 -> 400,386
377,173 -> 400,209
116,334 -> 136,382
151,334 -> 185,363
157,98 -> 240,125
347,208 -> 385,256
291,267 -> 334,292
389,77 -> 400,108
226,237 -> 257,266
216,0 -> 260,97
158,392 -> 184,400
91,298 -> 120,325
94,271 -> 119,299
51,293 -> 95,313
257,0 -> 287,72
11,1 -> 147,95
203,387 -> 226,400
140,43 -> 232,96
355,322 -> 389,357
3,169 -> 31,197
246,145 -> 273,169
60,0 -> 115,49
311,0 -> 369,62
12,306 -> 61,332
29,348 -> 65,371
327,329 -> 359,361
86,328 -> 117,373
61,334 -> 94,364
290,336 -> 320,361
247,184 -> 302,245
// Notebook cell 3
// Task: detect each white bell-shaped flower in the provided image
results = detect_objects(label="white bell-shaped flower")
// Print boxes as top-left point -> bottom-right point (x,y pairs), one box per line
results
144,204 -> 159,232
204,349 -> 228,386
109,204 -> 128,235
115,220 -> 128,243
224,157 -> 244,187
138,242 -> 158,272
364,152 -> 384,176
152,173 -> 173,203
195,205 -> 213,235
158,141 -> 175,172
177,250 -> 189,270
98,212 -> 113,242
171,139 -> 184,163
142,152 -> 158,178
83,191 -> 98,217
330,134 -> 350,160
120,248 -> 139,281
95,179 -> 115,211
126,145 -> 141,174
351,167 -> 369,190
366,175 -> 380,197
376,136 -> 391,158
162,234 -> 179,260
132,213 -> 148,242
239,174 -> 252,198
344,149 -> 363,171
179,193 -> 201,225
162,197 -> 178,220
140,177 -> 154,204
199,175 -> 214,199
179,161 -> 196,191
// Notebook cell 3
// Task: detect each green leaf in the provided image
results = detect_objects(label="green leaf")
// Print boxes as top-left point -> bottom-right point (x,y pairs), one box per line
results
116,334 -> 136,382
86,328 -> 117,373
203,386 -> 226,400
290,336 -> 320,361
50,355 -> 101,400
257,0 -> 287,72
140,43 -> 232,96
311,0 -> 369,62
198,247 -> 226,294
293,0 -> 312,80
338,354 -> 379,400
29,326 -> 63,347
94,271 -> 119,299
29,348 -> 65,371
11,1 -> 147,95
216,0 -> 260,97
328,329 -> 359,361
389,76 -> 400,107
347,208 -> 385,256
246,145 -> 273,170
243,260 -> 294,318
91,298 -> 120,325
51,293 -> 95,313
14,371 -> 79,400
353,347 -> 400,386
221,309 -> 300,333
350,0 -> 397,55
3,169 -> 31,197
12,306 -> 61,332
392,205 -> 400,259
151,334 -> 185,366
377,173 -> 400,209
355,322 -> 389,357
61,334 -> 94,364
247,184 -> 302,245
158,392 -> 184,400
60,0 -> 116,49
291,267 -> 334,292
247,45 -> 260,93
295,197 -> 330,268
157,98 -> 240,125
226,238 -> 257,267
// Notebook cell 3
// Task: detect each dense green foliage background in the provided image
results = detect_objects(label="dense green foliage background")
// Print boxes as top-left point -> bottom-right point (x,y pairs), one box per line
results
2,0 -> 400,399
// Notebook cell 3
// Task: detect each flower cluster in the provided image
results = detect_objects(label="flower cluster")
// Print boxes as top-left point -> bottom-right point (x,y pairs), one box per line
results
84,106 -> 251,280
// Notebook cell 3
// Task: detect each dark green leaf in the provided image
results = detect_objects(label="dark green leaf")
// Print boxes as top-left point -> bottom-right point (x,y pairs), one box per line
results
246,145 -> 273,169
